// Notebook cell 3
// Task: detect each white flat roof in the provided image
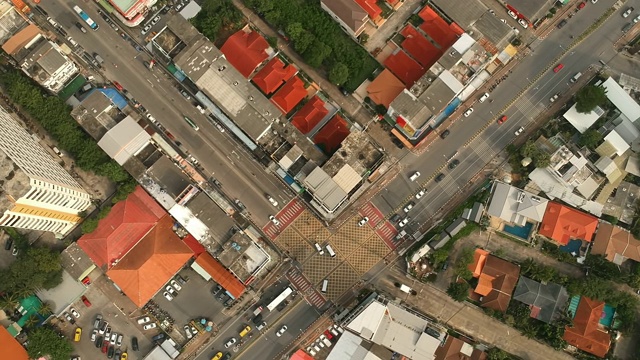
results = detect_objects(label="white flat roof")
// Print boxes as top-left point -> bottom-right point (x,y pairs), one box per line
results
603,77 -> 640,123
562,104 -> 603,133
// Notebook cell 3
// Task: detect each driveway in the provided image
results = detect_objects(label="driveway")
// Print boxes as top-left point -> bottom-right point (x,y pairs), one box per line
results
364,0 -> 424,52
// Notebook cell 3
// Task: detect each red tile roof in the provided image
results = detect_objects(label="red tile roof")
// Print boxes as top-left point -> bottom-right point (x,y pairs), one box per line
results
291,96 -> 329,134
194,253 -> 246,298
313,114 -> 350,154
182,234 -> 206,256
472,253 -> 520,312
290,349 -> 316,360
221,29 -> 269,78
539,202 -> 599,245
400,25 -> 442,68
78,186 -> 166,269
354,0 -> 382,21
106,216 -> 192,307
367,69 -> 405,108
271,76 -> 308,114
0,326 -> 27,360
252,57 -> 297,95
418,6 -> 463,49
384,49 -> 425,87
435,336 -> 487,360
563,297 -> 611,358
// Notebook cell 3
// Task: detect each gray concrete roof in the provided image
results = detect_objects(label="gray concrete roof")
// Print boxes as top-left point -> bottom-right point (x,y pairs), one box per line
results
186,192 -> 235,244
473,13 -> 514,49
145,156 -> 191,199
431,0 -> 487,29
418,78 -> 456,114
507,0 -> 556,21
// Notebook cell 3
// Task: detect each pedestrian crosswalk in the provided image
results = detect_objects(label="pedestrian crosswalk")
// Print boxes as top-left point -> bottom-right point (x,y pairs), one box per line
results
262,198 -> 306,239
376,221 -> 400,250
286,267 -> 327,309
359,202 -> 385,227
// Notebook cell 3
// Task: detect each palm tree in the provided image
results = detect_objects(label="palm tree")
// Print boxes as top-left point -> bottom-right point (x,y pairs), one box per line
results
23,315 -> 39,330
0,294 -> 19,310
38,302 -> 53,317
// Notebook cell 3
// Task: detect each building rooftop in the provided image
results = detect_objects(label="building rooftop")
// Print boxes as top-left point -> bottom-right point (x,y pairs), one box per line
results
220,28 -> 270,78
0,3 -> 28,44
486,181 -> 549,226
1,23 -> 39,55
60,242 -> 97,281
513,276 -> 569,324
303,166 -> 348,213
418,6 -> 463,49
251,57 -> 297,95
291,96 -> 330,135
470,252 -> 520,312
384,49 -> 425,87
563,297 -> 611,358
314,114 -> 351,154
98,116 -> 151,165
472,13 -> 514,50
389,90 -> 433,128
321,0 -> 368,34
430,0 -> 485,30
592,222 -> 640,265
434,336 -> 486,360
193,252 -> 246,298
367,69 -> 405,108
400,25 -> 442,68
271,76 -> 308,115
0,324 -> 28,360
507,0 -> 556,22
144,156 -> 192,200
417,77 -> 457,114
539,202 -> 599,245
185,192 -> 235,245
562,104 -> 604,134
354,0 -> 382,21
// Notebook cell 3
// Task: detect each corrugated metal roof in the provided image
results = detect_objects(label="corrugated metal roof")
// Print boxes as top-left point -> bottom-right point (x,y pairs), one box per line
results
333,165 -> 362,193
98,116 -> 151,165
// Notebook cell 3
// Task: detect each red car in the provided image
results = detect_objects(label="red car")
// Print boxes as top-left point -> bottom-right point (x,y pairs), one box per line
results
577,1 -> 586,9
81,295 -> 91,307
553,63 -> 564,73
112,81 -> 123,91
81,276 -> 91,286
498,115 -> 508,124
101,343 -> 108,353
324,330 -> 333,340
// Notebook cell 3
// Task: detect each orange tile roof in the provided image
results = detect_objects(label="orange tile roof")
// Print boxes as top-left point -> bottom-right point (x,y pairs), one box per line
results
271,76 -> 308,114
221,29 -> 269,78
384,49 -> 425,87
195,253 -> 246,298
354,0 -> 382,21
468,248 -> 489,278
563,297 -> 611,358
78,186 -> 167,269
539,202 -> 599,245
106,216 -> 193,307
313,114 -> 350,154
592,222 -> 640,263
0,326 -> 27,360
291,96 -> 329,134
251,57 -> 297,95
417,6 -> 462,49
2,24 -> 40,55
367,69 -> 404,108
435,335 -> 487,360
472,254 -> 520,312
400,25 -> 442,68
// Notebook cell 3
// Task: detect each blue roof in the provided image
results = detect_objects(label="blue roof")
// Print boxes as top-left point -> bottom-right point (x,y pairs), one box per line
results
95,88 -> 128,110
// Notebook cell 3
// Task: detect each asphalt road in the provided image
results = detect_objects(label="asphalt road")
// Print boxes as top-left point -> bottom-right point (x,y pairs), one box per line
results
37,1 -> 291,224
374,0 -> 639,230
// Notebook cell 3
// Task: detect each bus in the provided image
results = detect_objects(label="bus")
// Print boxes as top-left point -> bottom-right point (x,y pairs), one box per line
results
73,5 -> 99,30
266,287 -> 293,312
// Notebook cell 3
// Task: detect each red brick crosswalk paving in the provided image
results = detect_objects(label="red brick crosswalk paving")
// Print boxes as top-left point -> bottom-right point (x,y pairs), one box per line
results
285,267 -> 327,309
262,198 -> 305,239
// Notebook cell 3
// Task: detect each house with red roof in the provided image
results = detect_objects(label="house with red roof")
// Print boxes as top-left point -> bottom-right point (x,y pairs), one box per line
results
194,253 -> 246,298
384,49 -> 425,88
367,69 -> 405,108
106,216 -> 193,307
251,57 -> 297,95
563,297 -> 611,358
271,76 -> 308,115
220,29 -> 270,78
417,7 -> 463,49
538,202 -> 599,245
468,250 -> 520,312
0,326 -> 27,360
354,0 -> 383,25
314,114 -> 350,154
291,96 -> 329,135
400,25 -> 442,68
78,186 -> 167,269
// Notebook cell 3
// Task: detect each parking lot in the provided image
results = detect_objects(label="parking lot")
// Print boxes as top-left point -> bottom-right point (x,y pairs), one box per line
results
149,268 -> 231,344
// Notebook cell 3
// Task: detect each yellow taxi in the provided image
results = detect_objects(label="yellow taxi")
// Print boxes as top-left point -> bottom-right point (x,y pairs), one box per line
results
74,328 -> 82,342
121,352 -> 128,360
211,352 -> 223,360
239,325 -> 251,337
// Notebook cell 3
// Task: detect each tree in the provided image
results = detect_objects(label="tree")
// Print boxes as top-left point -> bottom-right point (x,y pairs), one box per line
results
81,217 -> 99,234
328,63 -> 349,85
453,247 -> 475,280
0,293 -> 19,310
38,302 -> 53,317
430,248 -> 449,268
447,282 -> 470,302
0,246 -> 63,296
575,85 -> 608,113
27,327 -> 74,360
584,254 -> 622,281
487,347 -> 510,360
24,315 -> 40,330
520,140 -> 538,158
578,129 -> 602,149
303,39 -> 332,68
532,151 -> 551,168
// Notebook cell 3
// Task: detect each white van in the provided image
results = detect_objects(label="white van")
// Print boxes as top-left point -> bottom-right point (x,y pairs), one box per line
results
321,279 -> 328,293
570,72 -> 582,83
314,243 -> 325,255
325,244 -> 336,257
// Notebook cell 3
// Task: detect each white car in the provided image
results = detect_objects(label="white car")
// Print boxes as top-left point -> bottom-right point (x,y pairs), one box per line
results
191,326 -> 198,335
137,316 -> 151,324
500,18 -> 507,24
415,189 -> 426,199
141,24 -> 152,35
166,285 -> 178,297
398,218 -> 410,227
170,280 -> 182,291
409,171 -> 421,181
478,93 -> 490,103
515,126 -> 525,136
146,113 -> 156,123
507,10 -> 517,19
224,338 -> 237,348
184,325 -> 193,339
463,108 -> 474,117
623,7 -> 633,18
116,334 -> 123,347
314,243 -> 325,255
143,323 -> 157,330
591,0 -> 598,3
99,321 -> 108,335
90,329 -> 98,342
549,94 -> 559,103
307,346 -> 317,356
403,202 -> 414,213
267,195 -> 278,207
151,16 -> 161,25
276,325 -> 288,337
517,18 -> 529,29
269,215 -> 280,226
70,308 -> 80,318
110,332 -> 117,344
634,15 -> 640,23
163,291 -> 174,301
104,327 -> 111,340
358,217 -> 369,227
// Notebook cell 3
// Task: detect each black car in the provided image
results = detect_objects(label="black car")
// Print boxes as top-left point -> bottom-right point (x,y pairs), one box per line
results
222,353 -> 232,360
152,333 -> 165,344
114,349 -> 122,360
4,238 -> 12,250
131,336 -> 139,351
390,214 -> 402,223
435,173 -> 445,182
557,19 -> 567,29
440,129 -> 450,139
448,159 -> 460,169
107,345 -> 115,359
252,314 -> 263,325
75,22 -> 87,33
95,335 -> 103,348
